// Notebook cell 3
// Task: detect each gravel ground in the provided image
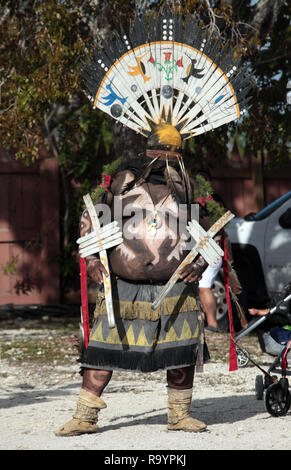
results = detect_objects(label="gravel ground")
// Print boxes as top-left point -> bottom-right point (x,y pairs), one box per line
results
0,317 -> 290,452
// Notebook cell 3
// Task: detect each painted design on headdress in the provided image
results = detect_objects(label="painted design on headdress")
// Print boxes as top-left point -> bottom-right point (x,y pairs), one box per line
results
82,4 -> 253,141
127,55 -> 151,83
182,57 -> 205,83
102,79 -> 128,106
148,51 -> 184,83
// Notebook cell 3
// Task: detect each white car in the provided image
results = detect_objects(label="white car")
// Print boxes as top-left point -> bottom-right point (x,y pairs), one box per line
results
213,190 -> 291,330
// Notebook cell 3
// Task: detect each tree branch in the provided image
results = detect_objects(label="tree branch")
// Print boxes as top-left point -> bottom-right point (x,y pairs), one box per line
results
251,0 -> 285,40
204,0 -> 222,37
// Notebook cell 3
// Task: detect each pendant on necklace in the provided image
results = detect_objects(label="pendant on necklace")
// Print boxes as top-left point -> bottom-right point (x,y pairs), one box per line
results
147,211 -> 161,237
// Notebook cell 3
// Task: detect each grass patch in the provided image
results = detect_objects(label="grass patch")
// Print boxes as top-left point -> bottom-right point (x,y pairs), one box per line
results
0,335 -> 80,364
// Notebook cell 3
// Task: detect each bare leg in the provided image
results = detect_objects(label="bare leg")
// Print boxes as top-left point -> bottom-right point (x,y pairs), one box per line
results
199,287 -> 218,329
167,365 -> 194,390
82,368 -> 113,396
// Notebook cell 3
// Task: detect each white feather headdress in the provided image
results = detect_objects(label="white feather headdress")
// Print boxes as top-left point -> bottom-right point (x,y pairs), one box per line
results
82,4 -> 253,141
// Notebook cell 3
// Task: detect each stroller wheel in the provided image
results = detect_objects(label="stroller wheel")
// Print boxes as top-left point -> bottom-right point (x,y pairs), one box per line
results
255,375 -> 264,400
236,347 -> 250,368
264,378 -> 291,417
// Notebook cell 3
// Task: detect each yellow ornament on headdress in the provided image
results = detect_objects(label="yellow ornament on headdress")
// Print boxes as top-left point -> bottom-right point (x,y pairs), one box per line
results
147,122 -> 182,151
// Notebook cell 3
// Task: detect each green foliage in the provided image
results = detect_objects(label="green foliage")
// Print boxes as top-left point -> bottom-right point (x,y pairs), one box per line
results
90,156 -> 124,205
181,0 -> 290,168
0,0 -> 88,163
57,105 -> 109,179
231,1 -> 290,166
193,175 -> 226,224
193,174 -> 214,200
1,256 -> 19,276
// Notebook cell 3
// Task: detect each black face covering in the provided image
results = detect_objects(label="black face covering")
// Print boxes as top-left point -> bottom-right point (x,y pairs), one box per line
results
121,151 -> 192,208
124,153 -> 179,184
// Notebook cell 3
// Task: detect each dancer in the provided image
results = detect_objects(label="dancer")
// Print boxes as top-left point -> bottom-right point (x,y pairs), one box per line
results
55,4 -> 252,436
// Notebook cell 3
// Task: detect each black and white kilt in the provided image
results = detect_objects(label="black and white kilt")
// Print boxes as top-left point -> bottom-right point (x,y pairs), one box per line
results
81,277 -> 207,373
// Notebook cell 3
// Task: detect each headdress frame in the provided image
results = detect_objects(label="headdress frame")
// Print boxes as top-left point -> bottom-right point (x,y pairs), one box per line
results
81,4 -> 253,144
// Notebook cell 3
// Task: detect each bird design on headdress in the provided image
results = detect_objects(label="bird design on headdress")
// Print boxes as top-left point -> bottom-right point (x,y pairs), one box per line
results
82,4 -> 253,142
182,58 -> 205,83
102,79 -> 128,106
127,55 -> 151,83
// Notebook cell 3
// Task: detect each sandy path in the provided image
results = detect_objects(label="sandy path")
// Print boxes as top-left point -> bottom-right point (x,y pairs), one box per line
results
1,345 -> 290,451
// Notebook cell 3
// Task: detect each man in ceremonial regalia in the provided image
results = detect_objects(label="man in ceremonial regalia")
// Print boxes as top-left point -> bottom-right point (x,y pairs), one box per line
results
55,124 -> 213,436
54,4 -> 252,436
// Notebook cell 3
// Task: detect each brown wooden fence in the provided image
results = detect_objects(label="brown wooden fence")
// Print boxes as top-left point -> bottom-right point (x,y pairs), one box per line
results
209,148 -> 291,217
0,148 -> 60,305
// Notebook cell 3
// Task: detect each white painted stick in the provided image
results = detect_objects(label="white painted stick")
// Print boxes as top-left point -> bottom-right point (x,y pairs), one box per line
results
186,222 -> 218,266
79,236 -> 123,257
82,194 -> 116,328
76,221 -> 119,244
78,228 -> 122,250
187,220 -> 224,264
151,211 -> 235,310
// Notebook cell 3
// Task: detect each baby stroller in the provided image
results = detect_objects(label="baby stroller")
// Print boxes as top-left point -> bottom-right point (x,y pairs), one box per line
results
234,286 -> 291,417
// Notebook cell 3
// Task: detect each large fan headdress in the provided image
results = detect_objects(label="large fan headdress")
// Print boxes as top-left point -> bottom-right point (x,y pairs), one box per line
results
82,4 -> 252,141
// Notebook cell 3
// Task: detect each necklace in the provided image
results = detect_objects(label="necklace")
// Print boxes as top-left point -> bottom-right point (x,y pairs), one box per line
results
146,183 -> 171,237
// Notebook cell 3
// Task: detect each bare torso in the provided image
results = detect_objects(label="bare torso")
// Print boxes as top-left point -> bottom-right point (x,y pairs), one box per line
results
80,169 -> 192,282
109,170 -> 190,281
